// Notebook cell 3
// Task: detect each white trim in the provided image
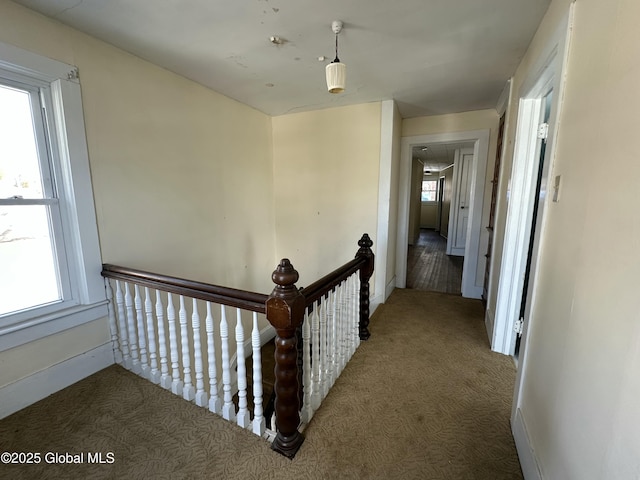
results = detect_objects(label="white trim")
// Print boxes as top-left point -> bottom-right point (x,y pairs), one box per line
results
50,78 -> 105,305
385,276 -> 396,300
370,294 -> 382,317
0,302 -> 108,352
491,97 -> 542,354
512,408 -> 544,480
0,41 -> 76,83
492,5 -> 574,356
375,100 -> 397,304
0,342 -> 114,419
397,130 -> 490,298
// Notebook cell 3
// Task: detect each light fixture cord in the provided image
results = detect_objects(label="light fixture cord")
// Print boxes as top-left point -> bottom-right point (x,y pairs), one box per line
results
334,34 -> 340,63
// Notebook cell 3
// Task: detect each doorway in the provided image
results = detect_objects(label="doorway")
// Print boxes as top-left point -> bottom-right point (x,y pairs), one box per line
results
397,130 -> 490,299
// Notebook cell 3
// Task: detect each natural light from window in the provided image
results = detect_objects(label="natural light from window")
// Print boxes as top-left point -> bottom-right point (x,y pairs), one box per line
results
0,83 -> 61,317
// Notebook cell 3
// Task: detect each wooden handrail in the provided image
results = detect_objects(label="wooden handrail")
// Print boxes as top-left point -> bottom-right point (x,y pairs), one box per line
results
102,233 -> 374,460
300,257 -> 366,306
101,264 -> 269,314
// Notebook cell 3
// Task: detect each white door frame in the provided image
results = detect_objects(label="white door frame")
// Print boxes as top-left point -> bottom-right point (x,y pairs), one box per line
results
397,130 -> 490,298
492,5 -> 574,357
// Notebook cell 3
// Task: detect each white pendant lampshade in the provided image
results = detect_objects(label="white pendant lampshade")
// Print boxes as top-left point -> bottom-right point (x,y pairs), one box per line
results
326,61 -> 346,93
325,20 -> 346,94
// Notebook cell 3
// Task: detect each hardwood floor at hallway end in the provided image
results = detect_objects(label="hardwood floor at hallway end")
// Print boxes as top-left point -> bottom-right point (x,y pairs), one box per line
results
406,228 -> 463,295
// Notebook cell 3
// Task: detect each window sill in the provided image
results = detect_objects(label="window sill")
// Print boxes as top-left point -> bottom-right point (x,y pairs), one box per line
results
0,301 -> 109,352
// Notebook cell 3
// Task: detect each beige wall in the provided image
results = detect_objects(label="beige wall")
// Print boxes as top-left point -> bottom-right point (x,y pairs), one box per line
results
408,159 -> 423,245
499,0 -> 640,477
0,320 -> 109,387
0,2 -> 275,386
271,103 -> 381,287
402,109 -> 499,286
420,203 -> 437,228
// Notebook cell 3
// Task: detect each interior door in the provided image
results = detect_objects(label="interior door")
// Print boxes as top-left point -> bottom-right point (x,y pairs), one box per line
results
450,148 -> 474,256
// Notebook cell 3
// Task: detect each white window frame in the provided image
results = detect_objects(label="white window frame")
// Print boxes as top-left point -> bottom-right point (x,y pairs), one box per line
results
421,177 -> 439,204
0,41 -> 106,351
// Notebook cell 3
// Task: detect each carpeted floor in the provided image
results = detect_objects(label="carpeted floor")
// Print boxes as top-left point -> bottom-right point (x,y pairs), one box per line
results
0,289 -> 522,479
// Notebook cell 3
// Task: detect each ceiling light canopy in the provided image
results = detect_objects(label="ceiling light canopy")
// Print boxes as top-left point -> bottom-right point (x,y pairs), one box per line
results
326,20 -> 346,94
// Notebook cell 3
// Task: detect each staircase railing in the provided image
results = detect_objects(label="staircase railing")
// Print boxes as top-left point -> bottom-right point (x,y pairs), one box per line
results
101,233 -> 374,459
101,264 -> 272,436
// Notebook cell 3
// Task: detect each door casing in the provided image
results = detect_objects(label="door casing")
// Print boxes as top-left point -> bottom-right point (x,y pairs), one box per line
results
397,130 -> 490,299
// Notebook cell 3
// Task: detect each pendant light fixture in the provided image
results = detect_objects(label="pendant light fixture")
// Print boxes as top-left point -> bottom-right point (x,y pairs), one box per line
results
326,20 -> 346,94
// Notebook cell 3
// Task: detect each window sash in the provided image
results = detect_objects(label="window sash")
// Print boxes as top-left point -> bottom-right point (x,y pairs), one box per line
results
0,75 -> 75,322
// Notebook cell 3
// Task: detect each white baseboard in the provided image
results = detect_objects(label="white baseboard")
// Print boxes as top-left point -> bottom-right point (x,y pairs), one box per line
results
485,308 -> 494,343
0,342 -> 115,419
370,295 -> 382,316
385,276 -> 396,301
513,407 -> 543,480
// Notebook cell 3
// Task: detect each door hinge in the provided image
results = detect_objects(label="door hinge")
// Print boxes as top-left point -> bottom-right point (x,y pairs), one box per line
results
537,123 -> 549,140
514,318 -> 524,336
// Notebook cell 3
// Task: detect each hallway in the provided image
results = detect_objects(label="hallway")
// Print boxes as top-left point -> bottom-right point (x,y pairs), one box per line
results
0,289 -> 521,479
407,229 -> 464,294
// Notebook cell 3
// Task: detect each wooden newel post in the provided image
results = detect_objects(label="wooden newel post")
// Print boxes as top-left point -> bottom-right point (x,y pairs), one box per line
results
356,233 -> 374,341
266,259 -> 305,458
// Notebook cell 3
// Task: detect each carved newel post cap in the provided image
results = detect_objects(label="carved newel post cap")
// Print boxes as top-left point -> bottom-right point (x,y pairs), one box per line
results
358,233 -> 373,249
272,259 -> 299,288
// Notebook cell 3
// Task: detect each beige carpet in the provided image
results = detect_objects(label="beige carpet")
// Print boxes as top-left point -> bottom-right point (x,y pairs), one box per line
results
0,289 -> 522,479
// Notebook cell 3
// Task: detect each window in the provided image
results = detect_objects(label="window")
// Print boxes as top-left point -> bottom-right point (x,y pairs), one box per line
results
0,42 -> 106,350
421,179 -> 438,202
0,79 -> 72,317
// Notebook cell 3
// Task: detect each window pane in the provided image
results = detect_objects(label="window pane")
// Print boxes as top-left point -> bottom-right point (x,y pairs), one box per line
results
0,84 -> 45,199
421,179 -> 438,202
0,205 -> 61,316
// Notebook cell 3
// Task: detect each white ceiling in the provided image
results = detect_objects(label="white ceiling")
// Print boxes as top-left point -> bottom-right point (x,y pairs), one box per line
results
13,0 -> 550,117
413,143 -> 474,172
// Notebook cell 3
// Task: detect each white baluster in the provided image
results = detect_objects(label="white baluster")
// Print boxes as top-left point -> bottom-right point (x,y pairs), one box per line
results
338,282 -> 347,372
350,276 -> 357,353
326,289 -> 337,387
179,296 -> 195,401
167,293 -> 183,395
192,298 -> 207,407
206,302 -> 221,414
351,275 -> 360,351
251,312 -> 265,435
341,281 -> 348,359
124,283 -> 141,374
354,273 -> 361,349
329,287 -> 338,387
319,296 -> 329,400
155,291 -> 171,389
115,281 -> 131,369
311,301 -> 321,411
220,306 -> 236,421
134,285 -> 149,379
104,279 -> 122,364
236,309 -> 250,428
144,287 -> 160,384
301,308 -> 312,423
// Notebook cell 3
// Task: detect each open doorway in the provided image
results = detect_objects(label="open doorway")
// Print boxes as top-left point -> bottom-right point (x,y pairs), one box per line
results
397,130 -> 490,299
405,142 -> 473,294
